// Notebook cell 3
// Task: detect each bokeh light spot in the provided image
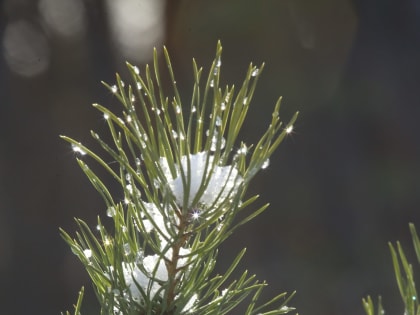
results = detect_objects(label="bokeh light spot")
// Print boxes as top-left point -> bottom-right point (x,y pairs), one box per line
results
2,19 -> 50,77
105,0 -> 165,63
38,0 -> 87,39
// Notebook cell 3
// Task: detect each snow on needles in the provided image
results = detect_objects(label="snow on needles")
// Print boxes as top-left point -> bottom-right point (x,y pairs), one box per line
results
159,151 -> 243,208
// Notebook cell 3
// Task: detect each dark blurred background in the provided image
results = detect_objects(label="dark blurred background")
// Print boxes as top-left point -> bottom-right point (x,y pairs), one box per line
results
1,0 -> 420,314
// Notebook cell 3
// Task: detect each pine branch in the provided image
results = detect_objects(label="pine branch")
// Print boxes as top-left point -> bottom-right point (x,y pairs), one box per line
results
363,223 -> 420,315
61,41 -> 297,315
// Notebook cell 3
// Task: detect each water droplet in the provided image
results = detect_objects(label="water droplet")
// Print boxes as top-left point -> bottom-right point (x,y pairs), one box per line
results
191,106 -> 197,113
126,184 -> 133,194
153,179 -> 160,189
251,68 -> 259,77
117,117 -> 125,125
135,250 -> 144,264
120,81 -> 125,87
197,118 -> 203,124
135,158 -> 141,167
205,129 -> 210,137
216,58 -> 222,67
209,79 -> 214,88
220,136 -> 226,149
280,306 -> 294,312
126,115 -> 132,123
136,82 -> 142,90
111,85 -> 117,94
237,145 -> 248,155
125,173 -> 131,181
210,138 -> 217,152
124,197 -> 130,205
130,95 -> 136,102
243,97 -> 248,105
107,206 -> 116,217
172,130 -> 178,139
210,133 -> 225,151
96,224 -> 101,231
123,243 -> 131,256
83,249 -> 92,259
133,66 -> 140,75
215,116 -> 222,127
179,133 -> 185,141
104,237 -> 112,246
190,209 -> 201,221
221,102 -> 226,111
103,113 -> 110,120
285,125 -> 293,134
71,143 -> 86,155
261,159 -> 270,169
176,105 -> 181,114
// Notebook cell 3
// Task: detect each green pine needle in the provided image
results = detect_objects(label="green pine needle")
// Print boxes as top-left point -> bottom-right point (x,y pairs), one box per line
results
61,41 -> 297,315
363,224 -> 420,315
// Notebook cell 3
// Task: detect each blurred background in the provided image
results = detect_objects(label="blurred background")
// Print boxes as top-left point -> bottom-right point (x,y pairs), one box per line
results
1,0 -> 420,314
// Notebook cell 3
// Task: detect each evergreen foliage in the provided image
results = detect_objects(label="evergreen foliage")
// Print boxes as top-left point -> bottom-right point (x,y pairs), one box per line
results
363,223 -> 420,315
61,41 -> 298,315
